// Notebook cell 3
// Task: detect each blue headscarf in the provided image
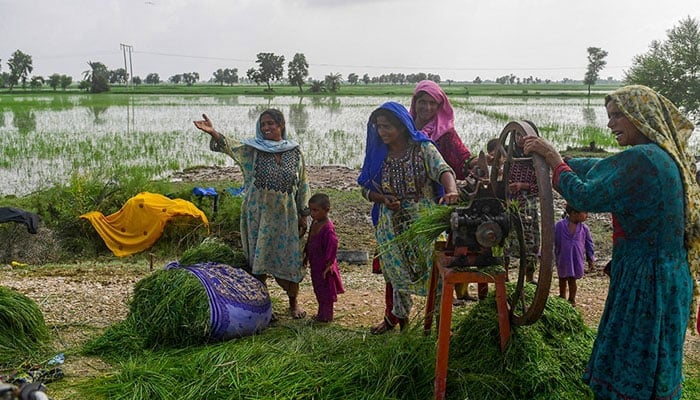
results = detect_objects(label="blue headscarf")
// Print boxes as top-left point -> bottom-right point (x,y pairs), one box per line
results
357,101 -> 441,225
241,112 -> 299,153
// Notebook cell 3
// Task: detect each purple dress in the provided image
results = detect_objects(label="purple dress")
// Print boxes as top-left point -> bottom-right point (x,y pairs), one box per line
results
554,217 -> 595,279
305,219 -> 345,321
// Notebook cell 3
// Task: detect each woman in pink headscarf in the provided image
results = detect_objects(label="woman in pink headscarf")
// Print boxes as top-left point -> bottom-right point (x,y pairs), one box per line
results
410,80 -> 471,179
370,80 -> 473,334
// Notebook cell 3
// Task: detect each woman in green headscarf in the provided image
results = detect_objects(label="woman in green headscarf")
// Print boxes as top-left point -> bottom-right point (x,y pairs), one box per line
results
524,85 -> 700,400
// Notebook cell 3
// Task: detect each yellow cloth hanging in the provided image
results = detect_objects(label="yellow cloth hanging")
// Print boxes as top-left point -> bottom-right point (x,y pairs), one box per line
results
80,192 -> 209,257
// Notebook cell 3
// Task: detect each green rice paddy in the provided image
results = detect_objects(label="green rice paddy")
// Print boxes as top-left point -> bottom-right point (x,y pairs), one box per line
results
4,85 -> 691,197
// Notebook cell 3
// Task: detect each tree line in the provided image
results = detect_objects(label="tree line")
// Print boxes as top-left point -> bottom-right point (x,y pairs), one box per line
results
1,17 -> 698,117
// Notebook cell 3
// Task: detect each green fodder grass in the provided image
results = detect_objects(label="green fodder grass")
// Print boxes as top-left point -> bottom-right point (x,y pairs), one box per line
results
178,237 -> 247,270
76,285 -> 605,400
0,286 -> 52,368
121,268 -> 210,348
79,324 -> 436,400
449,284 -> 595,400
391,204 -> 452,245
83,268 -> 210,355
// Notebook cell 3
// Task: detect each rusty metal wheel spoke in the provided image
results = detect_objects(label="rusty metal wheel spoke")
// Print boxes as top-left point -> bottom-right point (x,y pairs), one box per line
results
495,121 -> 554,326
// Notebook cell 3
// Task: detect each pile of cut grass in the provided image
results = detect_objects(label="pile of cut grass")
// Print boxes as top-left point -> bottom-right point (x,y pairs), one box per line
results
0,286 -> 51,367
448,283 -> 596,399
84,239 -> 250,355
178,237 -> 248,271
84,239 -> 254,355
78,283 -> 599,400
83,267 -> 211,355
80,323 -> 436,400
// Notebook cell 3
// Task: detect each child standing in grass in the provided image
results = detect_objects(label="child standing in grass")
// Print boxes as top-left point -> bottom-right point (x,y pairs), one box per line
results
303,193 -> 344,322
554,204 -> 595,306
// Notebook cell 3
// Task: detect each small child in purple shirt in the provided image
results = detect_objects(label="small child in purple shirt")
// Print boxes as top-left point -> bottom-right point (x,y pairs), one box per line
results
554,204 -> 595,306
303,193 -> 345,322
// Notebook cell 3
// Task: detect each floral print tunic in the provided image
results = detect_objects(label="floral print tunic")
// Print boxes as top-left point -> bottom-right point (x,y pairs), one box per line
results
211,136 -> 310,283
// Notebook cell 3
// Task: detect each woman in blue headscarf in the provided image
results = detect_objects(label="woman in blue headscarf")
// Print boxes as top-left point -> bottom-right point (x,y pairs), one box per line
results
359,102 -> 458,333
194,109 -> 310,319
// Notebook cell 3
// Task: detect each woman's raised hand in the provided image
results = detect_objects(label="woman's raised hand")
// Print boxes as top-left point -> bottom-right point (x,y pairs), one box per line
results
440,191 -> 459,205
193,114 -> 219,139
523,136 -> 563,168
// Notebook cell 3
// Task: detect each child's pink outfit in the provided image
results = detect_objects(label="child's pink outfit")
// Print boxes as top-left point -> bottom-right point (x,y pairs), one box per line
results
305,219 -> 344,322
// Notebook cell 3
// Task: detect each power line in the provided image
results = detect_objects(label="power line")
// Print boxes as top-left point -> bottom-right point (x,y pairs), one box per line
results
134,50 -> 251,63
133,49 -> 630,73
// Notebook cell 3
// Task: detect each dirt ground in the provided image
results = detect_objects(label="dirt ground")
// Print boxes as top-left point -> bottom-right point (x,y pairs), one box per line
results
2,165 -> 700,384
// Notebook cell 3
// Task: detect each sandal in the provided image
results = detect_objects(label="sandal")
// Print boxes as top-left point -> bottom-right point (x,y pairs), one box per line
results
369,316 -> 395,335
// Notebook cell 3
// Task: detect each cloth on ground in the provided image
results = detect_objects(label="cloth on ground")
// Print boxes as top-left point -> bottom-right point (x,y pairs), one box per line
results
0,207 -> 40,234
80,192 -> 209,257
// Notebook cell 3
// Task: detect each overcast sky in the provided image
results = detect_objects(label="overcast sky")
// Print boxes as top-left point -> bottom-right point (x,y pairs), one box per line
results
1,0 -> 697,83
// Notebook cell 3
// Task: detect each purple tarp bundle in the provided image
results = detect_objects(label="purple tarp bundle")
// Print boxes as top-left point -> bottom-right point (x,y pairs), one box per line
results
166,261 -> 272,339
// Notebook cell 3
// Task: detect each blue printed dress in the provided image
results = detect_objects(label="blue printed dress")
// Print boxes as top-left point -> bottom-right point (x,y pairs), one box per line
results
559,144 -> 692,400
375,141 -> 452,297
211,136 -> 310,283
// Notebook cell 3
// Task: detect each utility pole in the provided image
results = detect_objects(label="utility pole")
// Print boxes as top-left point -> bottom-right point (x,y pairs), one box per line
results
120,43 -> 134,87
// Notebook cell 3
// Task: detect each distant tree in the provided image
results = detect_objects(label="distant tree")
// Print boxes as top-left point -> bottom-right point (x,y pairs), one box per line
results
7,49 -> 33,91
169,74 -> 182,84
625,16 -> 700,116
78,80 -> 91,91
131,76 -> 142,85
347,73 -> 359,85
324,73 -> 342,92
583,47 -> 608,96
182,72 -> 199,86
223,68 -> 238,85
287,53 -> 309,92
213,68 -> 226,85
427,73 -> 441,83
309,80 -> 326,93
59,74 -> 72,90
109,68 -> 128,85
29,76 -> 44,89
362,73 -> 370,85
406,73 -> 428,84
246,68 -> 261,85
145,73 -> 160,85
252,52 -> 285,91
48,73 -> 62,90
83,61 -> 110,93
473,76 -> 482,84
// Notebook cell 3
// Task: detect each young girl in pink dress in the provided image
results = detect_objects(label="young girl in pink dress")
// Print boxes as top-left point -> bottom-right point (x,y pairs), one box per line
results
554,203 -> 595,306
303,193 -> 344,322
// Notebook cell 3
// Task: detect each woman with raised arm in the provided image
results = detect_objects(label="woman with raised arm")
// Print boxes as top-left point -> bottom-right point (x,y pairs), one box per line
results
194,109 -> 311,320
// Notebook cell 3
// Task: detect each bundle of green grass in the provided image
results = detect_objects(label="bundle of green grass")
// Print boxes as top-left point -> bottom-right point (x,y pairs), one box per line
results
0,286 -> 51,367
84,238 -> 269,355
78,284 -> 598,400
447,283 -> 596,399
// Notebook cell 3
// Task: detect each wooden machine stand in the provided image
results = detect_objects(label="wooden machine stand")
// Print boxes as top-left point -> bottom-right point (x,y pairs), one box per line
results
423,242 -> 511,400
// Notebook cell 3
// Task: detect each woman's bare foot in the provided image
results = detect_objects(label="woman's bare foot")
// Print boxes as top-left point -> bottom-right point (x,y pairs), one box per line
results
290,306 -> 307,319
369,317 -> 395,334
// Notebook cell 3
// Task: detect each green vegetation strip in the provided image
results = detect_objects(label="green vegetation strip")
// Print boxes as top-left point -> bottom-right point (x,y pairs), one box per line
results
76,284 -> 601,400
0,286 -> 51,367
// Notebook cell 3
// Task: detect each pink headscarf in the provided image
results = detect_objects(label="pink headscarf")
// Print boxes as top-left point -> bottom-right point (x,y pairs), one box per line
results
409,80 -> 456,142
